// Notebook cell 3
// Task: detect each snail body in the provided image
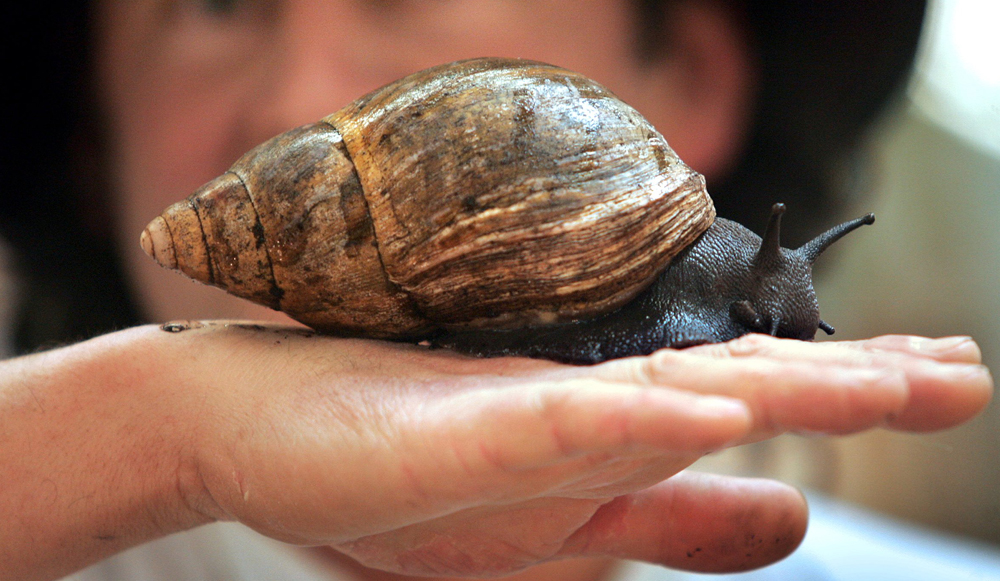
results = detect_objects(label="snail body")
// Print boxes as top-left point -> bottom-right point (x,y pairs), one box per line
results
141,58 -> 872,364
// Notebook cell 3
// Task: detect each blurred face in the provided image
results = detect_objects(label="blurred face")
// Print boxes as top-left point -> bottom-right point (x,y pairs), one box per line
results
96,0 -> 750,323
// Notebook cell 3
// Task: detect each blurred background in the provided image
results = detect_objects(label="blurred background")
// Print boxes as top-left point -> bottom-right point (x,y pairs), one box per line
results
2,0 -> 998,554
699,0 -> 1000,547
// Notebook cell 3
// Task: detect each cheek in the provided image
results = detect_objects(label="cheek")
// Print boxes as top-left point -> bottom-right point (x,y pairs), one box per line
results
114,91 -> 294,322
117,96 -> 234,230
101,4 -> 289,322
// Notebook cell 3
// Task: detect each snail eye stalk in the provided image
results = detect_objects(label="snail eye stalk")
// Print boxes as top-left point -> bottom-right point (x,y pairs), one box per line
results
799,213 -> 876,263
753,203 -> 786,270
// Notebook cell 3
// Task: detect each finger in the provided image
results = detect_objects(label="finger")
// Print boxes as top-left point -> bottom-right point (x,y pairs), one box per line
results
599,344 -> 909,435
826,336 -> 993,431
883,359 -> 992,431
425,380 -> 752,474
683,333 -> 980,366
686,334 -> 993,432
847,335 -> 982,364
558,471 -> 808,573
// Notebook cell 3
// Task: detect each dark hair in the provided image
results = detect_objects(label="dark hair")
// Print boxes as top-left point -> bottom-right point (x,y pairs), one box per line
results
4,0 -> 924,353
4,2 -> 142,352
634,0 -> 926,242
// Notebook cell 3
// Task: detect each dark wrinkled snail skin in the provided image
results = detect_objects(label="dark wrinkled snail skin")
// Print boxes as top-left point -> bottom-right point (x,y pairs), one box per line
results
432,208 -> 875,364
141,57 -> 876,365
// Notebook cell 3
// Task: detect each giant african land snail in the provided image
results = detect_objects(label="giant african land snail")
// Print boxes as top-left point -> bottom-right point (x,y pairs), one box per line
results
140,58 -> 873,364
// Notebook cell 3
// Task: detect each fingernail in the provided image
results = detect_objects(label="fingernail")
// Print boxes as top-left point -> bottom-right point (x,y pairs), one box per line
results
915,361 -> 992,390
913,336 -> 976,355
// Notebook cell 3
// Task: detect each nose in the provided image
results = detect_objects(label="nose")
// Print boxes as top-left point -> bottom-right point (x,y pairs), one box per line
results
243,0 -> 405,142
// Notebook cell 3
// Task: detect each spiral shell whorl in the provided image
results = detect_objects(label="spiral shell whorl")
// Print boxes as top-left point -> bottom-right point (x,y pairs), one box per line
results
142,124 -> 430,337
325,58 -> 714,329
143,58 -> 715,338
143,172 -> 281,310
228,123 -> 429,336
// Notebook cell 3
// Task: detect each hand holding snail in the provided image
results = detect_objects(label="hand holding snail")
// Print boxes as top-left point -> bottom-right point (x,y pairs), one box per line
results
140,58 -> 872,363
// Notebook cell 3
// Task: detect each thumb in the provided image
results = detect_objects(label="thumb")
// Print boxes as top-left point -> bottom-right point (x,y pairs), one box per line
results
559,471 -> 808,573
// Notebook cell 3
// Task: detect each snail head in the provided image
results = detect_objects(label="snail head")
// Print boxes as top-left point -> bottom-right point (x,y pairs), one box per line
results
728,203 -> 875,340
656,203 -> 875,347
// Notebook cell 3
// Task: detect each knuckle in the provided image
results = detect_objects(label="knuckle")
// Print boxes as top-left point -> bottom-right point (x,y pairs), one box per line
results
724,334 -> 775,357
644,350 -> 686,382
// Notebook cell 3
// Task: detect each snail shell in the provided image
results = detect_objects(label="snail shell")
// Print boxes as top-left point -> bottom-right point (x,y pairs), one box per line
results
141,58 -> 714,338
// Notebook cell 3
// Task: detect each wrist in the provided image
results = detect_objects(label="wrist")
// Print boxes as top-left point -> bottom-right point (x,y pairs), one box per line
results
0,325 -> 216,580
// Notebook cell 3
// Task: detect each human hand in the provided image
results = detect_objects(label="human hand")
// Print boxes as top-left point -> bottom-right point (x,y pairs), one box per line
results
4,325 -> 988,581
163,325 -> 989,576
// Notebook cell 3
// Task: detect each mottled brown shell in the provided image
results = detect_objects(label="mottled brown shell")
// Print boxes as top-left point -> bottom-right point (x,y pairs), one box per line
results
141,58 -> 715,338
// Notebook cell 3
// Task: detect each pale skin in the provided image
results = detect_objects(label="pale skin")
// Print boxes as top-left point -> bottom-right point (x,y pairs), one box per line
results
1,1 -> 993,580
1,327 -> 991,581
